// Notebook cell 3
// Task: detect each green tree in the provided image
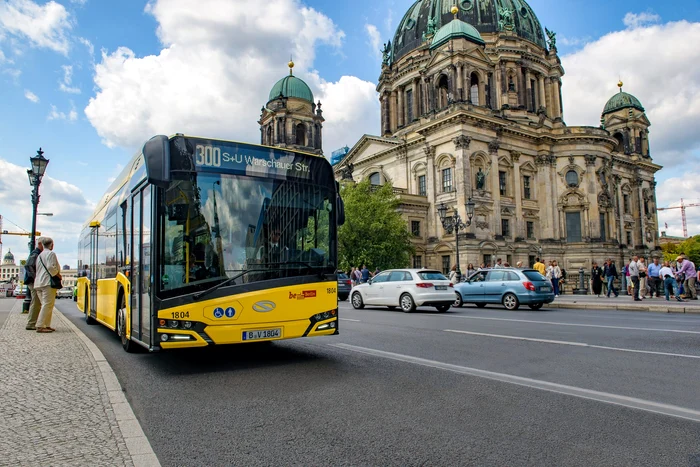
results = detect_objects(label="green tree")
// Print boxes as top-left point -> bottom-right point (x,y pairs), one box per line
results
661,235 -> 700,264
338,180 -> 415,271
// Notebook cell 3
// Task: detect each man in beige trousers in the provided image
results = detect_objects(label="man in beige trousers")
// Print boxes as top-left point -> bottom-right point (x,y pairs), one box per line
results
24,239 -> 44,330
34,237 -> 62,333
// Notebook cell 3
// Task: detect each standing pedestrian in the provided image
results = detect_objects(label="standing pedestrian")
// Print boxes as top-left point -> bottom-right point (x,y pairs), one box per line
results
24,239 -> 44,330
549,260 -> 561,297
647,257 -> 662,298
516,261 -> 523,268
676,256 -> 697,300
360,264 -> 370,284
628,256 -> 641,301
448,264 -> 458,284
466,263 -> 476,278
660,261 -> 683,302
591,261 -> 604,297
638,257 -> 648,298
34,237 -> 62,333
494,258 -> 504,269
605,259 -> 619,298
533,257 -> 546,276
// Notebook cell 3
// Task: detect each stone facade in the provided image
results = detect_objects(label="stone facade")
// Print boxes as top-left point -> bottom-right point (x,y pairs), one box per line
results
1,250 -> 22,282
333,2 -> 661,274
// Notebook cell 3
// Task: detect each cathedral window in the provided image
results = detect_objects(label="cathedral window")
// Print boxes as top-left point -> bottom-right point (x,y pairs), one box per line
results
565,170 -> 579,187
613,133 -> 624,153
470,72 -> 479,105
411,221 -> 421,237
418,175 -> 426,196
523,175 -> 531,199
369,172 -> 381,185
526,221 -> 535,239
442,168 -> 453,193
438,75 -> 449,109
413,255 -> 422,269
499,171 -> 507,196
600,213 -> 607,242
501,219 -> 510,238
623,194 -> 630,214
626,231 -> 632,246
442,256 -> 451,275
295,123 -> 306,146
566,212 -> 582,242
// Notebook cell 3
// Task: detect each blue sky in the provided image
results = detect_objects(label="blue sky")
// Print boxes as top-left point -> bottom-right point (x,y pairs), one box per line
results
1,0 -> 700,266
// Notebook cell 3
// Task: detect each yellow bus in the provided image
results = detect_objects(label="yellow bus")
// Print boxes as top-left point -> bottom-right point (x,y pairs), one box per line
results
77,134 -> 343,352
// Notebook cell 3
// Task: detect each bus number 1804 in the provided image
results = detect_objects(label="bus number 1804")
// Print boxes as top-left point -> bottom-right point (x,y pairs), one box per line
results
195,144 -> 221,167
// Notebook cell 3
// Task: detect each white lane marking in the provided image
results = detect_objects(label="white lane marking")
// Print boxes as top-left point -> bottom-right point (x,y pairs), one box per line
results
329,343 -> 700,423
340,318 -> 361,322
443,329 -> 587,346
443,329 -> 700,360
445,315 -> 700,335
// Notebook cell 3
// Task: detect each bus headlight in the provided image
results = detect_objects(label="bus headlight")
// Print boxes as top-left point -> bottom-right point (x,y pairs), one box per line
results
183,321 -> 193,329
160,334 -> 169,342
168,320 -> 179,328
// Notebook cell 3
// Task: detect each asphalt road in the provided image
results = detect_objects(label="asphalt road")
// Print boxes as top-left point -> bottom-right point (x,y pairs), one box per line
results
54,298 -> 700,466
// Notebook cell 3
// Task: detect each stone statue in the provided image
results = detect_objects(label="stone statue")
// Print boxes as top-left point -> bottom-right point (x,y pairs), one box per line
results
545,28 -> 557,50
508,76 -> 515,92
381,41 -> 390,66
498,7 -> 515,31
423,16 -> 438,41
476,167 -> 486,190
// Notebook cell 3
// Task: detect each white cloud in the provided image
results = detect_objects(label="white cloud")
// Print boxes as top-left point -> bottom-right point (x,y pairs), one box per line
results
0,159 -> 95,268
58,64 -> 80,93
70,0 -> 88,5
623,12 -> 661,29
78,36 -> 93,56
0,0 -> 72,55
24,89 -> 39,102
561,18 -> 700,167
558,35 -> 591,47
655,171 -> 700,237
48,103 -> 77,121
85,0 -> 377,156
365,23 -> 382,59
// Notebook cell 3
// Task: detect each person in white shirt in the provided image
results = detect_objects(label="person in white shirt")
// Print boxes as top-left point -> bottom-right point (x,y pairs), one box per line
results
637,257 -> 648,299
34,237 -> 61,333
659,261 -> 682,302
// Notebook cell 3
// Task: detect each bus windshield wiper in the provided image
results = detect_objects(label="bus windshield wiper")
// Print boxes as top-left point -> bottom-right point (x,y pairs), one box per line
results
192,269 -> 259,300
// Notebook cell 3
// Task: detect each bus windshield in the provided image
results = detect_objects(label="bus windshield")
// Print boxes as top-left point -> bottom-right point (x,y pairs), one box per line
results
158,172 -> 336,295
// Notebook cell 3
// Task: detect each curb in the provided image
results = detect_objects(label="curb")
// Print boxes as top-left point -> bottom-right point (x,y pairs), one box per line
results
545,302 -> 700,314
56,309 -> 161,467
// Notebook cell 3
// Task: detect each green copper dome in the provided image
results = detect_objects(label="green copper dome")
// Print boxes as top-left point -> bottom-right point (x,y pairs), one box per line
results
603,90 -> 645,115
3,250 -> 14,263
430,18 -> 485,49
268,75 -> 314,104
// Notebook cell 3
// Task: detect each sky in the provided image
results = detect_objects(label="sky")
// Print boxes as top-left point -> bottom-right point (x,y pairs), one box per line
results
1,0 -> 700,268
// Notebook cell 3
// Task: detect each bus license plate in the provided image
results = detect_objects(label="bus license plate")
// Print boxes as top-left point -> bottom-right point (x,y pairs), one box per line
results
243,328 -> 282,341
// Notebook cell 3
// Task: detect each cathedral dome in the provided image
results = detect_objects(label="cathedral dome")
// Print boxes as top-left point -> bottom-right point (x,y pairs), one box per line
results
268,75 -> 314,104
602,89 -> 645,116
390,0 -> 546,64
430,17 -> 485,49
3,250 -> 14,264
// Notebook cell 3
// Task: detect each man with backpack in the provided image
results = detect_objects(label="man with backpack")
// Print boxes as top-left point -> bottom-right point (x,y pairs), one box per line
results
23,239 -> 44,330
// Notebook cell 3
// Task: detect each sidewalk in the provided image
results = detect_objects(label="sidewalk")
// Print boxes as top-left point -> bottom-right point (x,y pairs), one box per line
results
546,293 -> 700,314
0,299 -> 160,467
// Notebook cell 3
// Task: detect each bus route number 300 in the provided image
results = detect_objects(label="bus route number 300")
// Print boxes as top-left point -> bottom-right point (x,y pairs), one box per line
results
195,144 -> 222,167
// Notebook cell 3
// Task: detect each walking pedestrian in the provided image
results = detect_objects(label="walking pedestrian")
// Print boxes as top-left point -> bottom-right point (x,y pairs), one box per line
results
604,259 -> 619,297
448,264 -> 459,284
591,261 -> 604,297
24,239 -> 44,330
629,256 -> 641,301
638,257 -> 648,298
34,237 -> 62,333
494,258 -> 504,269
647,257 -> 662,298
676,256 -> 697,300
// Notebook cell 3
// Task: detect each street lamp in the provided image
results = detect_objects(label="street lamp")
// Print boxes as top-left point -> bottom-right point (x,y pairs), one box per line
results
437,198 -> 475,281
27,148 -> 49,253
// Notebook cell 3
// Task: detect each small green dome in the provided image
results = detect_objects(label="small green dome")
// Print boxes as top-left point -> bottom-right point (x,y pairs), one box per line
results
3,250 -> 14,263
268,75 -> 314,104
430,18 -> 485,50
603,91 -> 645,115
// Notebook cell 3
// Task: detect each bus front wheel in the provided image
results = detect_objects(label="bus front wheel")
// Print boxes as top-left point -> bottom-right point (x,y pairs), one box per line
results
117,299 -> 136,353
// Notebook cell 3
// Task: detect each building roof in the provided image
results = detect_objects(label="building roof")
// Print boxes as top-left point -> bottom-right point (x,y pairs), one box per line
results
268,75 -> 314,104
430,18 -> 485,49
3,250 -> 14,263
603,90 -> 645,116
390,0 -> 545,64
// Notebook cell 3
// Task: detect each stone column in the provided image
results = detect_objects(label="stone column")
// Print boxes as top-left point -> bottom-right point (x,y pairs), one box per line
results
425,144 -> 437,237
525,70 -> 533,111
397,86 -> 404,128
584,155 -> 601,239
390,90 -> 398,133
552,79 -> 562,119
637,181 -> 646,248
382,92 -> 390,136
478,77 -> 486,107
490,144 -> 501,234
538,75 -> 546,115
413,79 -> 420,120
518,67 -> 526,107
456,64 -> 463,102
536,154 -> 556,239
512,152 -> 523,236
616,179 -> 625,245
454,135 -> 473,231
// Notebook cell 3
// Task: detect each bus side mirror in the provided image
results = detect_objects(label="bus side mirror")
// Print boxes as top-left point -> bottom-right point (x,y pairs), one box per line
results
337,195 -> 345,226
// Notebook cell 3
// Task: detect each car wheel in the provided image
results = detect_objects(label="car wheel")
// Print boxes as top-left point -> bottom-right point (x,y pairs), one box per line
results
528,303 -> 543,310
351,292 -> 365,309
475,303 -> 487,308
454,292 -> 463,308
503,293 -> 520,311
436,304 -> 450,313
400,293 -> 416,313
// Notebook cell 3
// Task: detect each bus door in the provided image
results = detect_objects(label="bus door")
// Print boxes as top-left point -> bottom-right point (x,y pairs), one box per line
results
89,225 -> 99,317
130,187 -> 153,347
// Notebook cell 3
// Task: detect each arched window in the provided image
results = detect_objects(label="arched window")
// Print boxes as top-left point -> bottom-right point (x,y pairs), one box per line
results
613,133 -> 624,153
295,123 -> 306,146
266,126 -> 272,145
565,170 -> 579,187
470,72 -> 479,105
369,172 -> 381,185
438,75 -> 449,109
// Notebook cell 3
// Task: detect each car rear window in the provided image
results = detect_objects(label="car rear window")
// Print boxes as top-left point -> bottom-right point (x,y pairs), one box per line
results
417,271 -> 448,280
337,273 -> 348,279
523,270 -> 546,281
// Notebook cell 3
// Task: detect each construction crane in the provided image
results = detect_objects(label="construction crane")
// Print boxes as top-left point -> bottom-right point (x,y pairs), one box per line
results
0,215 -> 40,259
657,198 -> 700,238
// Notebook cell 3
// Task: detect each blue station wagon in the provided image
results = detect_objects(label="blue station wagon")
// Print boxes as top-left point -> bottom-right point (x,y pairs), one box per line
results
454,268 -> 555,310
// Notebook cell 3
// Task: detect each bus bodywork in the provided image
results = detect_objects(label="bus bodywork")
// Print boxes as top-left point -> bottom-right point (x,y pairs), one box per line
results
77,135 -> 342,351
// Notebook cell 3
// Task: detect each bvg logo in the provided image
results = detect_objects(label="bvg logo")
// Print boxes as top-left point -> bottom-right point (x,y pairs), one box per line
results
252,301 -> 276,312
288,290 -> 317,300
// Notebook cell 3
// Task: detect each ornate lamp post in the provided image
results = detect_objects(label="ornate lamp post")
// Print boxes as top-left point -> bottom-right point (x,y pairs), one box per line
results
28,148 -> 49,253
437,198 -> 475,281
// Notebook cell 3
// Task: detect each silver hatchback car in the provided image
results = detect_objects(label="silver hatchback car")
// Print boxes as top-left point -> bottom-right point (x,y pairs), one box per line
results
351,269 -> 455,313
454,268 -> 555,310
